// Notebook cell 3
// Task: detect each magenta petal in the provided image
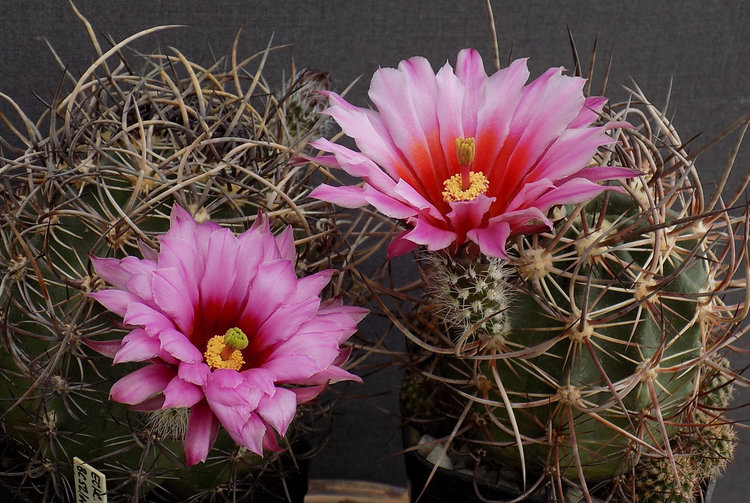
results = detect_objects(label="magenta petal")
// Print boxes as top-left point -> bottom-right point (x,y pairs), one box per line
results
159,327 -> 203,363
290,385 -> 327,404
178,362 -> 210,386
387,230 -> 419,258
255,387 -> 297,436
445,195 -> 494,240
123,303 -> 173,335
163,376 -> 204,409
89,256 -> 131,289
151,267 -> 196,334
400,218 -> 456,251
83,338 -> 122,358
237,413 -> 267,456
275,226 -> 296,263
310,184 -> 369,208
302,365 -> 362,386
113,329 -> 161,364
533,178 -> 612,210
137,239 -> 159,261
110,364 -> 175,405
262,429 -> 282,452
310,138 -> 398,194
241,367 -> 277,395
185,400 -> 220,466
569,96 -> 607,128
467,220 -> 512,259
204,371 -> 267,455
89,290 -> 141,317
198,228 -> 238,315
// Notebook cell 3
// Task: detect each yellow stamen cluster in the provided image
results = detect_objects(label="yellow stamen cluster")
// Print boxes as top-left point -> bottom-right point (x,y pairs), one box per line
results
442,171 -> 490,202
204,327 -> 248,371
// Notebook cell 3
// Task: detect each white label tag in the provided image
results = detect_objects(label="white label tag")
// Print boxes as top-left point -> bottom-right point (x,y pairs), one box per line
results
73,457 -> 108,503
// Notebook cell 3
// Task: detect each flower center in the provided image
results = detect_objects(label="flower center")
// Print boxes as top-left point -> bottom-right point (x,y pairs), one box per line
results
442,171 -> 490,202
204,327 -> 248,371
442,136 -> 488,202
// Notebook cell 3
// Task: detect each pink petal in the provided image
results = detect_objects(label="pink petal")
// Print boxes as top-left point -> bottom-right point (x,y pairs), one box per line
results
162,376 -> 204,409
299,365 -> 362,386
198,228 -> 239,318
83,338 -> 122,358
393,180 -> 445,222
321,91 -> 408,182
455,48 -> 487,136
89,256 -> 131,289
110,363 -> 175,405
290,385 -> 327,404
89,290 -> 141,317
262,430 -> 282,451
467,220 -> 512,259
129,395 -> 166,412
204,371 -> 267,455
435,60 -> 466,174
445,195 -> 494,242
239,260 -> 297,326
185,400 -> 220,465
113,328 -> 161,364
151,267 -> 196,334
310,138 -> 398,194
526,127 -> 613,183
156,235 -> 200,307
178,361 -> 210,386
159,327 -> 203,363
310,184 -> 369,208
387,231 -> 419,258
495,67 -> 586,202
255,387 -> 297,436
255,297 -> 321,348
275,226 -> 296,263
569,96 -> 607,128
369,64 -> 444,205
533,178 -> 614,210
474,58 -> 530,178
400,218 -> 456,252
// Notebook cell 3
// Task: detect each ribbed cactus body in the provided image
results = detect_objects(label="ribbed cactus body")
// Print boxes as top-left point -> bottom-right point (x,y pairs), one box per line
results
485,192 -> 708,481
413,173 -> 740,500
0,30 -> 350,501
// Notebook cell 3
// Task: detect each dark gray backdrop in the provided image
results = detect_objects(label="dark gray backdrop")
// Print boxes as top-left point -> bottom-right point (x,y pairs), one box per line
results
1,1 -> 748,500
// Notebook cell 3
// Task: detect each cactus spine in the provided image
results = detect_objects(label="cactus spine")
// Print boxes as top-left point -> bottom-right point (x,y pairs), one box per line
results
0,21 -> 364,502
403,91 -> 749,502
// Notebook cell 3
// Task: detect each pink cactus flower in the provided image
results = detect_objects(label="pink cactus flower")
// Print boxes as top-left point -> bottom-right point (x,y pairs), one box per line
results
310,49 -> 633,258
88,205 -> 366,465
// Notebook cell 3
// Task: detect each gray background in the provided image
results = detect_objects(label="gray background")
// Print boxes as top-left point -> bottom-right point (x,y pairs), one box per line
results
1,1 -> 748,500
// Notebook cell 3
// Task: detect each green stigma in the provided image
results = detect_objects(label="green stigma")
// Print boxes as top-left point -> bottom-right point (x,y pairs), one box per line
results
223,327 -> 249,350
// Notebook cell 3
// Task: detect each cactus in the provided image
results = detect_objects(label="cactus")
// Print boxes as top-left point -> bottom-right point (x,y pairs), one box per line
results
0,18 -> 371,502
402,90 -> 749,502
